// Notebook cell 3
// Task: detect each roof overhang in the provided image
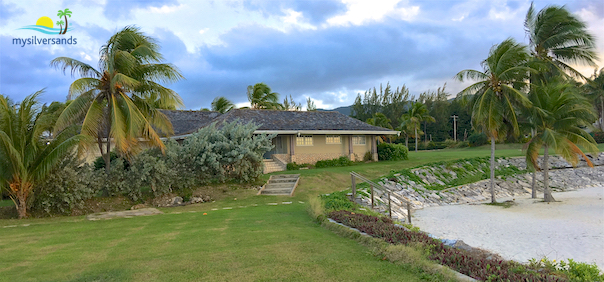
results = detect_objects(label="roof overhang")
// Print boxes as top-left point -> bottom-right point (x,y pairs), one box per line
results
167,129 -> 400,140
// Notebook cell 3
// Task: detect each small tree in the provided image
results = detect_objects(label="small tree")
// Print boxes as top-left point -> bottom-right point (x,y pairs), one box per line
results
525,80 -> 598,202
0,91 -> 85,218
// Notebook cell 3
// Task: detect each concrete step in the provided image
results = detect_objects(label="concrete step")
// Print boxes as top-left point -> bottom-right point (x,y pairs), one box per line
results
269,178 -> 298,183
258,174 -> 300,196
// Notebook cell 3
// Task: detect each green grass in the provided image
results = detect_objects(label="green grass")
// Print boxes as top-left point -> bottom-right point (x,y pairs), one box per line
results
0,204 -> 434,282
0,143 -> 600,281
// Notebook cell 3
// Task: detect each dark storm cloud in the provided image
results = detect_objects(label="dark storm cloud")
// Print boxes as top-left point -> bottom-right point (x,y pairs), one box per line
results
103,0 -> 179,19
242,0 -> 346,24
0,35 -> 81,104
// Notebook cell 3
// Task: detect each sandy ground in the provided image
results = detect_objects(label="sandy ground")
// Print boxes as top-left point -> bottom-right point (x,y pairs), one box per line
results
413,186 -> 604,268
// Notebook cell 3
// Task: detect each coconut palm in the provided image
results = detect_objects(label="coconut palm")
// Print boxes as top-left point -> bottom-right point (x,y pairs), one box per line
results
455,38 -> 533,203
56,8 -> 72,35
211,96 -> 234,113
583,67 -> 604,131
56,20 -> 64,34
400,102 -> 434,152
0,91 -> 85,218
247,83 -> 281,109
397,116 -> 412,148
51,26 -> 183,172
367,112 -> 393,143
524,80 -> 598,202
524,3 -> 598,80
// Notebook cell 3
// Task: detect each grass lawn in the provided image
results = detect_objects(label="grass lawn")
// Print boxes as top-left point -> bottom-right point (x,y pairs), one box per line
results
0,143 -> 600,281
0,203 -> 434,282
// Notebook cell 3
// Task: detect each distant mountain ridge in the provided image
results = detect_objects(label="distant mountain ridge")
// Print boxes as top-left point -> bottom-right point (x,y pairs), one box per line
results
317,105 -> 352,116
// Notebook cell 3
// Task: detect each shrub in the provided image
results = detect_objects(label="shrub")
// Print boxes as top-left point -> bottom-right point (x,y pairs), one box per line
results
444,139 -> 457,148
363,151 -> 373,161
329,211 -> 565,281
315,156 -> 354,168
93,151 -> 119,170
33,154 -> 102,215
455,141 -> 469,148
468,132 -> 488,147
377,143 -> 409,161
592,132 -> 604,144
286,162 -> 299,170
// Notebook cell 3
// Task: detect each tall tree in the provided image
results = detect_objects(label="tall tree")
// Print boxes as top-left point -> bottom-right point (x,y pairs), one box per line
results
211,97 -> 234,113
525,80 -> 598,202
367,113 -> 393,143
56,8 -> 72,35
0,91 -> 85,218
247,83 -> 281,109
456,38 -> 533,203
400,102 -> 434,152
583,67 -> 604,131
306,97 -> 317,111
282,94 -> 301,111
51,26 -> 184,172
351,83 -> 409,128
524,3 -> 598,80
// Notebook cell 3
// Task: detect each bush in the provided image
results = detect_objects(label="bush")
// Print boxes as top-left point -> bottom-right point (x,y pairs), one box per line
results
455,141 -> 469,148
93,151 -> 120,170
33,154 -> 102,215
377,143 -> 408,161
468,132 -> 488,147
287,162 -> 299,170
315,156 -> 354,168
592,132 -> 604,144
363,151 -> 373,161
329,211 -> 565,281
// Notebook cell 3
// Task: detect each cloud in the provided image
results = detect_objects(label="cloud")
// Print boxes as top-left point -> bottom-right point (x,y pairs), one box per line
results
0,1 -> 23,25
242,0 -> 346,25
103,0 -> 179,19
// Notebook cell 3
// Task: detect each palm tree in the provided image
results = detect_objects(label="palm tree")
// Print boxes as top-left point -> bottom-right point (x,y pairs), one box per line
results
525,80 -> 598,202
56,8 -> 72,35
247,83 -> 281,109
367,112 -> 393,143
211,97 -> 234,113
401,102 -> 434,152
51,26 -> 184,172
0,91 -> 85,218
397,117 -> 412,148
456,38 -> 533,203
583,67 -> 604,131
56,20 -> 64,34
524,3 -> 598,80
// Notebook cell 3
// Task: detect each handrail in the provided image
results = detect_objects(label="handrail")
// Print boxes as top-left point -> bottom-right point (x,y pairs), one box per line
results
350,171 -> 412,224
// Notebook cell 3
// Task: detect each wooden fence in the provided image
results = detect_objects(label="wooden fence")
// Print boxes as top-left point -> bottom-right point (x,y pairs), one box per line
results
350,171 -> 413,224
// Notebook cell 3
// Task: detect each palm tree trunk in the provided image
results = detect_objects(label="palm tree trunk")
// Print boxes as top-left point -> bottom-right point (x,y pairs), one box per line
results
543,144 -> 555,202
531,171 -> 537,198
405,136 -> 408,148
424,121 -> 427,143
104,107 -> 111,174
490,136 -> 496,203
600,97 -> 604,131
62,16 -> 68,34
415,128 -> 418,152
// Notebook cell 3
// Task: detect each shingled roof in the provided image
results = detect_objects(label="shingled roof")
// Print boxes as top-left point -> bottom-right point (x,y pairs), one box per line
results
165,109 -> 397,137
160,110 -> 222,136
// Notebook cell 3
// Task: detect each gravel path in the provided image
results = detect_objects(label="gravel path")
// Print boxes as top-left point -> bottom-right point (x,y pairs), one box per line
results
413,186 -> 604,268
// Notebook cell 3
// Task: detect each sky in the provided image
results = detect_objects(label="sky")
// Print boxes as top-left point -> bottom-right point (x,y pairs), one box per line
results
0,0 -> 603,110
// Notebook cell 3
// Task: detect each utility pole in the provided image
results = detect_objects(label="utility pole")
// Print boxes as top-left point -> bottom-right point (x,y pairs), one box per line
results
451,115 -> 458,142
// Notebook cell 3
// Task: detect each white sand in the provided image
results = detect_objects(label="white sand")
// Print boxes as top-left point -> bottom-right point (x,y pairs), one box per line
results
413,186 -> 604,268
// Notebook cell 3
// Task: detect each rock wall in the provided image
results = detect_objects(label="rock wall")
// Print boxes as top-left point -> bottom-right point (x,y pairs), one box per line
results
373,153 -> 604,212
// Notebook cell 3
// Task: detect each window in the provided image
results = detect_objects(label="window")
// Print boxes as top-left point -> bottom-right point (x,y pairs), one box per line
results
296,135 -> 313,146
326,135 -> 341,144
352,135 -> 366,145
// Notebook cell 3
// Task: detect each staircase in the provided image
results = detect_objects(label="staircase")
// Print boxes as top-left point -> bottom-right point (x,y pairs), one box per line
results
263,159 -> 286,174
258,174 -> 300,196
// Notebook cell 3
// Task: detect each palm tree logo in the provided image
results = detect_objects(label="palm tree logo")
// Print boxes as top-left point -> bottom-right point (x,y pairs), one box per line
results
56,8 -> 72,34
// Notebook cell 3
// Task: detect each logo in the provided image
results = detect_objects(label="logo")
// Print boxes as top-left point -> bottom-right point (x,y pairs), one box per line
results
13,8 -> 77,47
18,8 -> 72,34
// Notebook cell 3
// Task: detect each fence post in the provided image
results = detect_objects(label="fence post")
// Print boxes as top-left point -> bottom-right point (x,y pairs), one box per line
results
370,185 -> 374,209
388,192 -> 392,218
406,201 -> 412,224
351,174 -> 356,200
